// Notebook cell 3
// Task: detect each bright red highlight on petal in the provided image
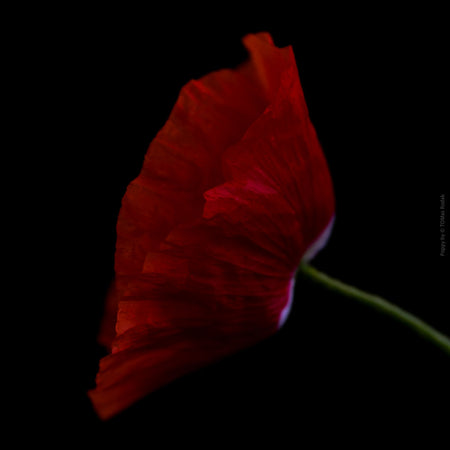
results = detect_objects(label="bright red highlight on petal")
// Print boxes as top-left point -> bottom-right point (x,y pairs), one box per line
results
89,32 -> 335,420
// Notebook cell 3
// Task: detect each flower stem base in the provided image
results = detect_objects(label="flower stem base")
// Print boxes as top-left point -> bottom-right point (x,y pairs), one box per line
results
297,263 -> 450,355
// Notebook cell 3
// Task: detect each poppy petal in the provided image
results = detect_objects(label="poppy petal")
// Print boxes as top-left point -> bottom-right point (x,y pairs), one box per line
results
89,32 -> 335,420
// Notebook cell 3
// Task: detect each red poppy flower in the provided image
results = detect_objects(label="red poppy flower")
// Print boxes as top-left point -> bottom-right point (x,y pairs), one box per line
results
89,32 -> 335,420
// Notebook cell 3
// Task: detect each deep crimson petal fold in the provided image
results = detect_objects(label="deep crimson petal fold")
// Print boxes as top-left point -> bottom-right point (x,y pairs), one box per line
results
89,32 -> 335,420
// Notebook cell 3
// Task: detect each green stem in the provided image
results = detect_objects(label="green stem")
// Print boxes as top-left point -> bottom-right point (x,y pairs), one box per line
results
297,263 -> 450,356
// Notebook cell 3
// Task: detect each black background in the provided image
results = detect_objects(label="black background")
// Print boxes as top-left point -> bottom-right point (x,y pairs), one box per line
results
32,6 -> 448,445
